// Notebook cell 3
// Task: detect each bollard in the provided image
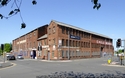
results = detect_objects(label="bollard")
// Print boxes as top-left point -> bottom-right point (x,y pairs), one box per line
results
108,58 -> 111,64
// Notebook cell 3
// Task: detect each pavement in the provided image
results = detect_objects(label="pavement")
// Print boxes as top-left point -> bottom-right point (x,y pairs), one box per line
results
0,56 -> 13,68
0,62 -> 13,68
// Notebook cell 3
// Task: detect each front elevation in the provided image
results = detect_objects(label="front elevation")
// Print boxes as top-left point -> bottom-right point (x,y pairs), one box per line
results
12,20 -> 114,60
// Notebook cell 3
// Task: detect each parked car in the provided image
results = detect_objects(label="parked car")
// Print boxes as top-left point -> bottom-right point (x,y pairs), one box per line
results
6,53 -> 11,57
17,55 -> 24,59
7,55 -> 16,60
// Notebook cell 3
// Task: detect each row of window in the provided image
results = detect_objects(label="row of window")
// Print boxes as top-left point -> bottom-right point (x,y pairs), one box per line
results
61,26 -> 90,39
14,31 -> 36,43
92,35 -> 112,42
92,43 -> 111,49
49,38 -> 56,45
62,39 -> 90,48
61,51 -> 100,57
48,26 -> 56,35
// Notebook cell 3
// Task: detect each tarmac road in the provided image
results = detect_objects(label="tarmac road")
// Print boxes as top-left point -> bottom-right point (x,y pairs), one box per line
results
0,57 -> 125,78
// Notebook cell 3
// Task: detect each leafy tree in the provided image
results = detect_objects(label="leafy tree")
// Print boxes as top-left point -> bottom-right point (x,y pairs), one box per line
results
116,49 -> 124,54
0,48 -> 2,55
0,0 -> 101,29
4,43 -> 12,52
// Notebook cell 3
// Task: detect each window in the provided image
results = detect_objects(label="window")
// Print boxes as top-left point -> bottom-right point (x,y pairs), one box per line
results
53,26 -> 56,33
79,41 -> 80,47
52,51 -> 54,58
44,50 -> 47,56
66,40 -> 68,46
70,28 -> 72,35
49,28 -> 51,35
62,26 -> 65,34
62,39 -> 64,46
70,40 -> 71,46
72,51 -> 74,56
73,29 -> 75,35
34,42 -> 35,48
76,41 -> 79,47
76,30 -> 78,36
30,33 -> 32,37
34,31 -> 36,35
62,50 -> 64,58
44,40 -> 46,45
73,41 -> 75,47
53,38 -> 56,45
66,27 -> 69,34
66,51 -> 68,57
70,51 -> 72,57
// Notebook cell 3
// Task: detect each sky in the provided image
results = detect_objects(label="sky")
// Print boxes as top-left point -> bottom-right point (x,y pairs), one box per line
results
0,0 -> 125,50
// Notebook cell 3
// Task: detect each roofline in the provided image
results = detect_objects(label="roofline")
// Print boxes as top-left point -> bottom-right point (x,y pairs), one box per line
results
13,24 -> 48,41
52,20 -> 112,39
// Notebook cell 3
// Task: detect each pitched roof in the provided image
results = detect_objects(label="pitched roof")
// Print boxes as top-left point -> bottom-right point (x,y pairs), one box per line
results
37,34 -> 48,40
52,20 -> 112,39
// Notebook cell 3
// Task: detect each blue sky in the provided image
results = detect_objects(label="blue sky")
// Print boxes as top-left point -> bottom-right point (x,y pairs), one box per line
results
0,0 -> 125,50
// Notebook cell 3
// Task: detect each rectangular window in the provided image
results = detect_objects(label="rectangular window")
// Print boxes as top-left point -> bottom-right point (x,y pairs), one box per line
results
77,41 -> 79,47
66,40 -> 68,46
53,38 -> 55,45
73,29 -> 75,35
53,26 -> 56,33
62,26 -> 65,34
30,42 -> 32,48
66,51 -> 68,57
70,28 -> 72,35
76,30 -> 78,36
52,51 -> 54,58
34,31 -> 36,35
49,28 -> 51,35
70,40 -> 71,46
73,41 -> 75,47
66,27 -> 69,34
34,42 -> 35,48
44,40 -> 46,45
62,39 -> 64,46
62,50 -> 64,57
30,33 -> 32,37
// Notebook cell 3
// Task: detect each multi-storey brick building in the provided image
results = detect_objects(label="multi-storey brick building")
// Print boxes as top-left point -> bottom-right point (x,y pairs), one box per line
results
12,20 -> 114,60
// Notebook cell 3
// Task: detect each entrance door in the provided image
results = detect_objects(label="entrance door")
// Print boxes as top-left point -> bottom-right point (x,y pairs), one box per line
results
33,50 -> 36,59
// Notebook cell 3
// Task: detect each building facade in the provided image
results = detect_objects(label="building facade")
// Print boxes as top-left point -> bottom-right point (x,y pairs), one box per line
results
12,20 -> 114,60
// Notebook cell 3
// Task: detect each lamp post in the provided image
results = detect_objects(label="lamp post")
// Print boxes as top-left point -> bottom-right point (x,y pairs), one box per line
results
68,31 -> 70,60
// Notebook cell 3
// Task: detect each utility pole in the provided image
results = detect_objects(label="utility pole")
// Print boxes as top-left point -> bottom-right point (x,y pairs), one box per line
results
124,39 -> 125,65
68,31 -> 70,60
124,39 -> 125,58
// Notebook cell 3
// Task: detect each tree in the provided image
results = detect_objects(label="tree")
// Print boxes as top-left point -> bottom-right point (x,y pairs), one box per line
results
0,48 -> 2,55
116,49 -> 124,54
0,0 -> 37,29
0,0 -> 101,28
4,43 -> 12,52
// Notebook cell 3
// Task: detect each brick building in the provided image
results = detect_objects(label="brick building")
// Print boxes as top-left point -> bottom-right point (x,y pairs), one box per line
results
12,20 -> 114,60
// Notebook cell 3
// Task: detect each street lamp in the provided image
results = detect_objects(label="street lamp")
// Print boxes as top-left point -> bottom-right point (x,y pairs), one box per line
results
68,31 -> 70,60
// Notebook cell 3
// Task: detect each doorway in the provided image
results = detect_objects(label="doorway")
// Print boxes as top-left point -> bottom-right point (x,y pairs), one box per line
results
33,50 -> 36,59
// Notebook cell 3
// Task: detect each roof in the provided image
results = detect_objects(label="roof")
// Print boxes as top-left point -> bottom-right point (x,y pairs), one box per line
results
52,20 -> 112,39
37,34 -> 48,40
13,24 -> 48,41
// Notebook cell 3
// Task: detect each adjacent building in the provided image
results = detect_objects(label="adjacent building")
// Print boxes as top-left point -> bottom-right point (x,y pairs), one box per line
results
12,20 -> 114,60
